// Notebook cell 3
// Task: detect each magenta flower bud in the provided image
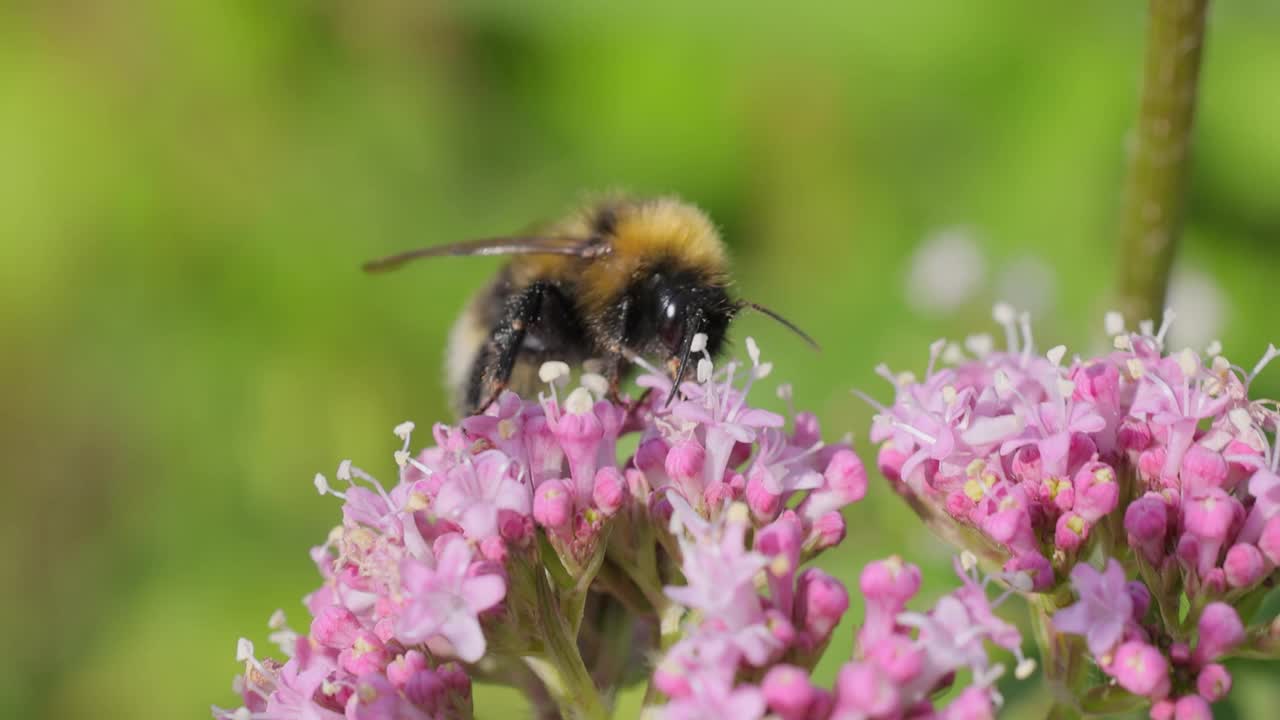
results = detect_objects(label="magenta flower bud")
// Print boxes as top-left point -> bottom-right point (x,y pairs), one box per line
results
479,535 -> 508,564
1224,439 -> 1261,489
624,467 -> 649,499
1073,462 -> 1119,522
339,630 -> 389,675
860,556 -> 921,603
1194,602 -> 1245,665
792,411 -> 822,447
1150,700 -> 1175,720
634,436 -> 669,473
437,661 -> 471,696
1068,433 -> 1098,473
823,448 -> 867,504
876,442 -> 908,483
649,492 -> 673,525
1072,360 -> 1120,403
1202,568 -> 1227,596
1012,445 -> 1044,485
533,479 -> 573,530
386,650 -> 428,689
767,608 -> 798,647
758,512 -> 804,558
796,568 -> 849,640
1004,552 -> 1054,592
311,605 -> 361,649
1176,533 -> 1200,567
1174,695 -> 1213,720
651,661 -> 690,698
945,687 -> 995,720
1224,543 -> 1265,588
762,665 -> 818,720
1125,495 -> 1169,563
864,635 -> 923,684
665,439 -> 706,487
1259,515 -> 1280,565
1118,417 -> 1153,452
807,510 -> 847,552
1055,512 -> 1088,551
745,474 -> 782,518
403,669 -> 445,710
498,510 -> 534,546
1138,447 -> 1168,485
1125,581 -> 1151,620
809,688 -> 834,720
592,467 -> 625,516
1184,488 -> 1236,539
858,556 -> 921,649
1181,445 -> 1228,492
1169,642 -> 1191,665
1111,641 -> 1170,698
702,481 -> 733,508
835,661 -> 900,718
1196,663 -> 1232,702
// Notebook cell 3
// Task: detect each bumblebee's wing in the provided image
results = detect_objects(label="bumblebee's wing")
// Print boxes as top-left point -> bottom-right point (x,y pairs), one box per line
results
362,236 -> 608,273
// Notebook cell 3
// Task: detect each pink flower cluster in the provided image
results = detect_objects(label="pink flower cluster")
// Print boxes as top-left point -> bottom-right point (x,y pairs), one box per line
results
213,338 -> 880,719
868,305 -> 1280,715
1053,560 -> 1248,718
653,524 -> 1032,720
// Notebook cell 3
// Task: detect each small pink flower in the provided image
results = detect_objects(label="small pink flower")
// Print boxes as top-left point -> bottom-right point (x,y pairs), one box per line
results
1223,543 -> 1265,588
1174,694 -> 1213,720
1125,495 -> 1169,564
1053,558 -> 1132,655
761,665 -> 818,720
857,557 -> 921,650
834,661 -> 900,718
942,686 -> 996,720
1196,663 -> 1232,702
1259,515 -> 1280,564
1110,641 -> 1170,698
1193,602 -> 1244,666
396,535 -> 505,663
532,479 -> 573,530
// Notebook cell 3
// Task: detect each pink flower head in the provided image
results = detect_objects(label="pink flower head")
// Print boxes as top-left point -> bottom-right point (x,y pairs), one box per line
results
1053,558 -> 1132,655
396,535 -> 505,662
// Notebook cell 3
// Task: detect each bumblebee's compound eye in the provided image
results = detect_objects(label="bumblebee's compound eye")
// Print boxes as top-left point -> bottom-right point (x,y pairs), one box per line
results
658,293 -> 683,351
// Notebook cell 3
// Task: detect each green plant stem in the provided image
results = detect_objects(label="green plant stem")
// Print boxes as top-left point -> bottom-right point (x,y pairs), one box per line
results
524,567 -> 609,720
1031,591 -> 1089,720
1114,0 -> 1210,325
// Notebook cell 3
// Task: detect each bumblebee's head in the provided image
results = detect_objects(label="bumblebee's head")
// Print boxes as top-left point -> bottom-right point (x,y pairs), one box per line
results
622,267 -> 734,398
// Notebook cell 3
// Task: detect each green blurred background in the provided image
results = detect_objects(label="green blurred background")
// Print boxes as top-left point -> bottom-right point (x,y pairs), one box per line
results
3,1 -> 1279,717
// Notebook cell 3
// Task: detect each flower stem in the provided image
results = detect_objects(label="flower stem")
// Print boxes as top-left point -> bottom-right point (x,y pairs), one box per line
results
525,566 -> 609,720
1114,0 -> 1210,324
1031,591 -> 1089,720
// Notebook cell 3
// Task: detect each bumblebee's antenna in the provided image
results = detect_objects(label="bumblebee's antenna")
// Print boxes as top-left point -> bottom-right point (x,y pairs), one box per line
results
737,301 -> 821,351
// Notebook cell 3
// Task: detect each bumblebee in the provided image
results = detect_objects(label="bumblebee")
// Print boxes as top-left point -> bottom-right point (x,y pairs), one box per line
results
364,195 -> 814,415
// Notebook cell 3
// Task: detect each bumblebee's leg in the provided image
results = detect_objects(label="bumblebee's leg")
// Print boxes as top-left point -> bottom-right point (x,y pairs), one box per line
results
465,281 -> 578,413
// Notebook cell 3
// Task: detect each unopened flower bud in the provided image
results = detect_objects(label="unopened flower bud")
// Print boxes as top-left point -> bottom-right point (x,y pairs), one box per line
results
533,479 -> 573,530
1196,663 -> 1232,703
